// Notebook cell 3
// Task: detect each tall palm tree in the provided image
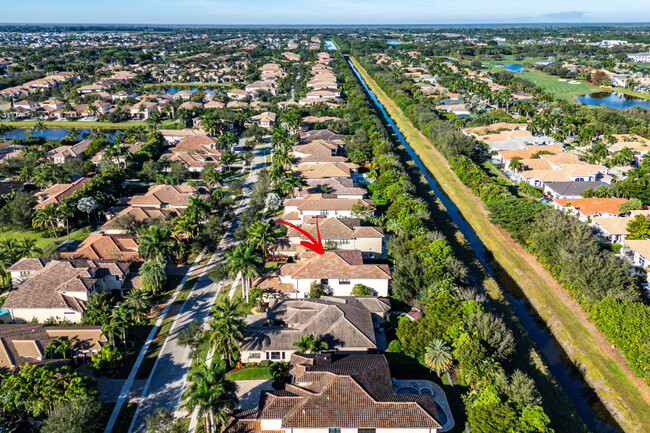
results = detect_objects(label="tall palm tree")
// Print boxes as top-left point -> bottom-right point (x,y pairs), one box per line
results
101,321 -> 119,347
202,168 -> 224,188
17,238 -> 42,257
278,175 -> 305,198
272,149 -> 293,168
180,360 -> 238,433
424,339 -> 453,376
220,150 -> 236,171
292,333 -> 328,354
246,220 -> 277,257
138,226 -> 177,262
187,194 -> 211,221
124,289 -> 151,323
206,313 -> 245,369
210,296 -> 244,320
111,303 -> 133,345
32,204 -> 60,240
224,243 -> 264,303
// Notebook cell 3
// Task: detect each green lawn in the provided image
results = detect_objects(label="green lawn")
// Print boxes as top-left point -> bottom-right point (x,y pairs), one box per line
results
352,57 -> 650,433
225,366 -> 272,380
0,226 -> 90,256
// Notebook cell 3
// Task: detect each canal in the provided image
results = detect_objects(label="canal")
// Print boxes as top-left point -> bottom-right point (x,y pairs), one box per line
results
346,57 -> 620,433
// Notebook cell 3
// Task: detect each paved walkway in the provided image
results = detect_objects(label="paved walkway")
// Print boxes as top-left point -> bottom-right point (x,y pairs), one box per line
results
235,380 -> 274,410
124,142 -> 271,433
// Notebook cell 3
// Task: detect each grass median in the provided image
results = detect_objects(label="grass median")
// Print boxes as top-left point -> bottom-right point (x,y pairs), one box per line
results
351,56 -> 650,433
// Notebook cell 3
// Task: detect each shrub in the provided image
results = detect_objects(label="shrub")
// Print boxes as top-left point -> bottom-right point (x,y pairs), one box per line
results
387,340 -> 402,353
351,283 -> 372,296
308,281 -> 326,298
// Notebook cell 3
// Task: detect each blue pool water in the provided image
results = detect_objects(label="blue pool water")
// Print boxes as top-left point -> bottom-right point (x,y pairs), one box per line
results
324,40 -> 338,51
575,92 -> 650,110
387,41 -> 404,45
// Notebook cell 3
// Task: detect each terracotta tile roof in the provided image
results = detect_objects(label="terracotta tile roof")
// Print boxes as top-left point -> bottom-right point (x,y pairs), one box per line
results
284,195 -> 374,212
60,233 -> 139,261
4,259 -> 130,310
101,206 -> 181,231
286,218 -> 383,240
168,135 -> 221,154
299,129 -> 346,143
296,162 -> 358,179
228,354 -> 441,431
0,324 -> 105,371
301,177 -> 366,198
554,198 -> 628,215
163,151 -> 222,168
280,251 -> 390,280
34,177 -> 91,209
129,184 -> 210,208
623,239 -> 650,259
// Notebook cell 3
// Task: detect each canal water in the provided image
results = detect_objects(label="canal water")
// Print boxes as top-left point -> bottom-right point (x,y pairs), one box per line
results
575,91 -> 650,110
346,58 -> 620,433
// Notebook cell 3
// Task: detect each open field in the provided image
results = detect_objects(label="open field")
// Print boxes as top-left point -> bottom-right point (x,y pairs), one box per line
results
351,56 -> 650,433
0,227 -> 90,255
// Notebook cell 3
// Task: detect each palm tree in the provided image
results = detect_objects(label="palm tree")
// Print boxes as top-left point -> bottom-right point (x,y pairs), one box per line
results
124,289 -> 151,322
272,149 -> 293,168
111,303 -> 133,345
278,175 -> 305,198
206,313 -> 245,369
424,339 -> 453,376
46,337 -> 77,359
509,157 -> 525,173
220,150 -> 236,172
17,238 -> 42,257
101,321 -> 119,347
246,220 -> 277,257
292,333 -> 328,354
139,259 -> 167,294
138,226 -> 177,262
210,296 -> 244,320
224,243 -> 264,303
269,164 -> 286,183
172,215 -> 198,240
187,194 -> 210,220
180,360 -> 238,433
202,168 -> 224,188
32,204 -> 60,240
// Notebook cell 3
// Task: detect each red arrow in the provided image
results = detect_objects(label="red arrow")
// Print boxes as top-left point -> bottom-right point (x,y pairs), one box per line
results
272,218 -> 325,255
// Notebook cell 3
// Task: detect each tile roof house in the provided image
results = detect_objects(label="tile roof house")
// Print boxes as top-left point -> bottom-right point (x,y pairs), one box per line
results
298,177 -> 366,199
282,195 -> 374,225
543,181 -> 613,199
292,140 -> 348,165
282,218 -> 385,258
256,250 -> 390,298
240,296 -> 390,363
249,111 -> 277,129
0,324 -> 106,371
296,162 -> 359,180
129,184 -> 210,209
299,129 -> 346,143
34,177 -> 91,209
226,353 -> 442,433
100,206 -> 181,234
159,128 -> 208,146
59,233 -> 139,261
43,140 -> 91,164
4,259 -> 133,323
621,239 -> 650,273
553,197 -> 629,221
161,135 -> 223,172
592,217 -> 633,243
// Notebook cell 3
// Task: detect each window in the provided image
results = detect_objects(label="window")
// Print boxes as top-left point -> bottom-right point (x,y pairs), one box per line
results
339,239 -> 350,245
19,271 -> 30,278
329,429 -> 341,433
249,353 -> 261,359
270,352 -> 282,360
358,429 -> 376,433
339,278 -> 350,285
320,210 -> 329,216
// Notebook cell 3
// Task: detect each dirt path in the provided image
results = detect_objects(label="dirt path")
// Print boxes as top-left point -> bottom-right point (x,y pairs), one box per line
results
350,56 -> 650,432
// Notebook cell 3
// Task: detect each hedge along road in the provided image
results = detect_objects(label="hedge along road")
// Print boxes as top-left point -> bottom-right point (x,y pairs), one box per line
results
348,56 -> 650,433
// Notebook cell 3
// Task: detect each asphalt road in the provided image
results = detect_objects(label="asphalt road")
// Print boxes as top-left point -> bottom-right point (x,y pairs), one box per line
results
127,141 -> 271,433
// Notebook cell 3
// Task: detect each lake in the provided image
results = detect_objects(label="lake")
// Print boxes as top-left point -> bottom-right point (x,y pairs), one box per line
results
0,127 -> 123,141
501,63 -> 527,72
324,40 -> 338,51
163,86 -> 216,95
575,91 -> 650,109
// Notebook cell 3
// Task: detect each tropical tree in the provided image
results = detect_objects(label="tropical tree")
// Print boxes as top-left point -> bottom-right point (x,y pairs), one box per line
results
424,339 -> 453,376
180,360 -> 238,433
270,361 -> 290,389
90,344 -> 123,371
111,303 -> 133,344
509,157 -> 524,173
124,289 -> 152,322
77,196 -> 98,226
224,242 -> 264,303
626,215 -> 650,240
32,204 -> 60,239
178,319 -> 205,365
220,149 -> 236,171
292,333 -> 328,354
202,167 -> 224,188
246,220 -> 277,257
46,337 -> 78,359
138,226 -> 177,262
139,259 -> 168,294
210,296 -> 244,320
206,309 -> 245,368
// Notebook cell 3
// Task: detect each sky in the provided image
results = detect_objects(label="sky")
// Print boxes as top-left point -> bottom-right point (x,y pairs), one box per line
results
2,0 -> 650,25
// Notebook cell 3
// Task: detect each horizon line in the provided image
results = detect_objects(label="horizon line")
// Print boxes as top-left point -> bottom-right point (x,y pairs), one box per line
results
2,21 -> 650,27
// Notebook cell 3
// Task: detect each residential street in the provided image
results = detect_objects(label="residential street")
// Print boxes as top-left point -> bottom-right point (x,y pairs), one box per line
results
124,141 -> 271,433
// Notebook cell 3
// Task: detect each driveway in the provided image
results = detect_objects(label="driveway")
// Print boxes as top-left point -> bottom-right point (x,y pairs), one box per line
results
235,380 -> 274,410
125,143 -> 271,433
